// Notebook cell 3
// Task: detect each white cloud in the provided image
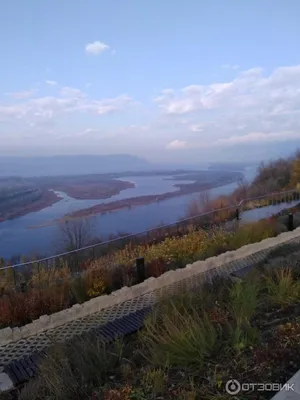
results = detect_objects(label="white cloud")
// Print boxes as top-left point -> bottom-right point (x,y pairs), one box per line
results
152,65 -> 300,154
6,89 -> 36,99
154,65 -> 300,117
222,64 -> 240,70
0,105 -> 26,120
190,124 -> 203,132
60,86 -> 86,98
3,65 -> 300,161
0,86 -> 134,126
85,41 -> 110,55
77,94 -> 133,115
45,80 -> 57,86
213,131 -> 300,146
166,140 -> 187,149
154,82 -> 233,114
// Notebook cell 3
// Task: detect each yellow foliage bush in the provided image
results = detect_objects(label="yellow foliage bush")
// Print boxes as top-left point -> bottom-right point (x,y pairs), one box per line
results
87,281 -> 106,298
101,228 -> 233,268
88,220 -> 277,273
0,268 -> 15,292
227,220 -> 277,250
84,266 -> 107,298
30,265 -> 71,287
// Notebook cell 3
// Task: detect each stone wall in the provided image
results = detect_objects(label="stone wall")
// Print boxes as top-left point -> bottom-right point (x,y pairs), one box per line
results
1,227 -> 300,346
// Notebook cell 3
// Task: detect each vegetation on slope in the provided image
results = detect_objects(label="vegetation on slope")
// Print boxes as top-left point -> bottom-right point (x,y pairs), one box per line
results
187,149 -> 300,217
5,245 -> 300,400
0,218 -> 286,329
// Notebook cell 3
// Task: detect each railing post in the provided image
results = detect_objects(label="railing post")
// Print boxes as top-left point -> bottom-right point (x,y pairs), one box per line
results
12,267 -> 16,287
20,282 -> 27,292
136,257 -> 146,283
288,213 -> 294,231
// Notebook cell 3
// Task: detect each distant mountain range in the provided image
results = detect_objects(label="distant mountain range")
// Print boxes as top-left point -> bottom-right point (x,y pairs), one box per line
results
0,154 -> 256,178
0,155 -> 154,177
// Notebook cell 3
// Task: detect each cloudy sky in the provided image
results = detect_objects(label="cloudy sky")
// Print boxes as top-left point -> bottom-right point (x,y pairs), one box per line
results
1,0 -> 300,163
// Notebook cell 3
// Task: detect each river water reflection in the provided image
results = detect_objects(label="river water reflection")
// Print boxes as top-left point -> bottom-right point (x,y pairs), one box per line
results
1,167 -> 289,260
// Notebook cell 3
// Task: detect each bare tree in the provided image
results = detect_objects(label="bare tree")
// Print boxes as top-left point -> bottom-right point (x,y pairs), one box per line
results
234,176 -> 250,201
186,190 -> 212,217
58,218 -> 94,251
252,158 -> 292,194
199,190 -> 212,212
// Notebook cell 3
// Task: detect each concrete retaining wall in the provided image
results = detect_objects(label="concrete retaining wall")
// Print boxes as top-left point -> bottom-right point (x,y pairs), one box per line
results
1,227 -> 300,346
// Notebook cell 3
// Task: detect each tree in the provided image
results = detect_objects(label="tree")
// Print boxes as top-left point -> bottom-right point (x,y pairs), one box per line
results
186,190 -> 211,217
233,176 -> 250,201
252,158 -> 292,193
58,218 -> 94,251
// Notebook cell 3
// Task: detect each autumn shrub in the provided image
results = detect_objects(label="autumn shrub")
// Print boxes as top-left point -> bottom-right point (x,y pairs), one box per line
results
111,228 -> 207,268
227,219 -> 277,250
146,258 -> 169,278
0,283 -> 72,328
209,197 -> 235,223
96,220 -> 277,275
108,265 -> 136,290
83,265 -> 106,289
0,291 -> 29,327
70,276 -> 89,304
30,265 -> 71,288
0,268 -> 15,293
80,258 -> 94,270
87,255 -> 136,292
44,283 -> 70,314
195,229 -> 233,260
187,194 -> 235,223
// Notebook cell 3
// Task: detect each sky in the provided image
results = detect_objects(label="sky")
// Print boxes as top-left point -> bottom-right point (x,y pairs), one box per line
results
1,0 -> 300,164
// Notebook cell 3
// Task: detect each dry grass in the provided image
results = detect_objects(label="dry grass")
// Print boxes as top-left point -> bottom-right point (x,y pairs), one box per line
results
14,252 -> 300,400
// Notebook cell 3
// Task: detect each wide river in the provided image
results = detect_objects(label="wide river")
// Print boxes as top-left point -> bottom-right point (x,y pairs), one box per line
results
0,167 -> 296,260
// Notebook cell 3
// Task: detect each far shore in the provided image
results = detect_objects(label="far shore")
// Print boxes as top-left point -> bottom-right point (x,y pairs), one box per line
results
0,180 -> 135,224
50,179 -> 135,200
0,190 -> 62,223
27,176 -> 241,229
64,178 -> 243,220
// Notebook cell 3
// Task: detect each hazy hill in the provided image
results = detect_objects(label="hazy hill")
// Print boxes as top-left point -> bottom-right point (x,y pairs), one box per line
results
0,155 -> 154,177
0,154 -> 260,178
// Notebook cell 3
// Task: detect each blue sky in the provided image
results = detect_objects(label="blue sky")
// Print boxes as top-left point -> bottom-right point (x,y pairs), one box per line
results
1,0 -> 300,163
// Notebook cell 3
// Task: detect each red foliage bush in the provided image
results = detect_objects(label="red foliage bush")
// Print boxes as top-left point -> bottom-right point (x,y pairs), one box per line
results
0,283 -> 71,328
146,258 -> 169,278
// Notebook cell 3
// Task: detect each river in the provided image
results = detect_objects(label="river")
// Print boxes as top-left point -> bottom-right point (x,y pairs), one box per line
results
0,166 -> 294,260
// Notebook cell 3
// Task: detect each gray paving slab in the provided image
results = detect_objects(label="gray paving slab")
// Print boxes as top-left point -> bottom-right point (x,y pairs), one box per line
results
0,372 -> 14,392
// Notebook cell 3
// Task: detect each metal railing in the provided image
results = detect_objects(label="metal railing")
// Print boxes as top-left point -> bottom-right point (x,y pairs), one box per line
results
0,188 -> 300,287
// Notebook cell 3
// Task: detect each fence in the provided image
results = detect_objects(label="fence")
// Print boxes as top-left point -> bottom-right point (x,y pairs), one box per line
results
1,188 -> 300,289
